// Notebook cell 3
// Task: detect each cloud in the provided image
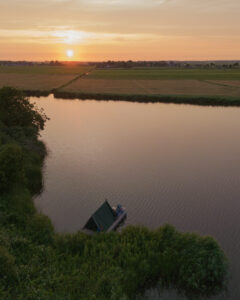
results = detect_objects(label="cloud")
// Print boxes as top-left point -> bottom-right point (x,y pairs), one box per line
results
0,0 -> 240,60
0,0 -> 240,43
85,0 -> 168,6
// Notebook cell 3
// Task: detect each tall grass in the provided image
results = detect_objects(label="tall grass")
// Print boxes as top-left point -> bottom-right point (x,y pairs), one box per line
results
53,90 -> 240,107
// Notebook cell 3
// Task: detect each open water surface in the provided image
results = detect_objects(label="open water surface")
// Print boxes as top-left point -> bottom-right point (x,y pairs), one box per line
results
32,95 -> 240,299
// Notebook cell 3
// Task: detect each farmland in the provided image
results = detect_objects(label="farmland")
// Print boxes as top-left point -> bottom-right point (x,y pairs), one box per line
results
0,65 -> 92,92
61,78 -> 240,97
87,68 -> 240,80
57,68 -> 240,103
0,65 -> 91,75
0,66 -> 240,104
0,73 -> 77,92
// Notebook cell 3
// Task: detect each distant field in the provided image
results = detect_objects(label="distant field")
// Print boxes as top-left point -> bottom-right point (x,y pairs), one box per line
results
62,78 -> 240,97
0,74 -> 77,91
88,68 -> 240,80
0,66 -> 240,100
0,66 -> 93,91
204,80 -> 240,88
0,65 -> 92,75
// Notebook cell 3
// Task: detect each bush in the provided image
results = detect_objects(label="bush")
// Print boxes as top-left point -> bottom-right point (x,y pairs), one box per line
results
55,232 -> 90,256
176,234 -> 228,298
0,144 -> 24,191
95,267 -> 128,300
0,246 -> 17,285
0,87 -> 48,132
25,164 -> 43,194
26,214 -> 54,245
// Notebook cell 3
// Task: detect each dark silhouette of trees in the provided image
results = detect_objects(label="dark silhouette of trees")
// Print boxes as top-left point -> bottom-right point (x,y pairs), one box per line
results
0,87 -> 49,132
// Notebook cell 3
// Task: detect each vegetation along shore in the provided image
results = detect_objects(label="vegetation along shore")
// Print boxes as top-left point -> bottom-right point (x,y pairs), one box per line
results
0,86 -> 229,299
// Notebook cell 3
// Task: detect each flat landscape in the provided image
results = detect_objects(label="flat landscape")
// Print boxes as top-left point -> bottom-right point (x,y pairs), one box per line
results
87,68 -> 240,80
62,78 -> 240,97
0,73 -> 78,91
0,65 -> 91,91
0,65 -> 91,75
1,66 -> 240,101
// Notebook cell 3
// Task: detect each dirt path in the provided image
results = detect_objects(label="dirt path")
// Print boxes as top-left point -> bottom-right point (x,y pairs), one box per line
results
200,79 -> 240,89
53,68 -> 95,92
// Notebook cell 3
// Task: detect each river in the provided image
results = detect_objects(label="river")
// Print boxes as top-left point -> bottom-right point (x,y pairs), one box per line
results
32,95 -> 240,299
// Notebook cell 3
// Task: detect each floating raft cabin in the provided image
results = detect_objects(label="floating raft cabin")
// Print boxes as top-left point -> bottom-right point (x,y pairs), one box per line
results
82,201 -> 126,235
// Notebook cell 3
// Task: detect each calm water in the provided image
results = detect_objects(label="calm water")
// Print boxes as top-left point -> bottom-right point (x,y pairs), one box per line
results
33,95 -> 240,299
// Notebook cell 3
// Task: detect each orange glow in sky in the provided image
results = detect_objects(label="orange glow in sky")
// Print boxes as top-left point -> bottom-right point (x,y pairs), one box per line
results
0,0 -> 240,61
66,49 -> 74,58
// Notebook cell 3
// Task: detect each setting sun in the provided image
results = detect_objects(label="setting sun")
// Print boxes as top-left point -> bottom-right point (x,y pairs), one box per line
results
66,49 -> 74,58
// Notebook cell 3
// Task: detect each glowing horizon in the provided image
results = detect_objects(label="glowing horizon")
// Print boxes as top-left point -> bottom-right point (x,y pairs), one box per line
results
0,0 -> 240,61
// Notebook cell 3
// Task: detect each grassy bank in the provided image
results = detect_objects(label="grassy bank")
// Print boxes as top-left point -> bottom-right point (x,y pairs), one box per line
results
0,87 -> 229,299
53,90 -> 240,107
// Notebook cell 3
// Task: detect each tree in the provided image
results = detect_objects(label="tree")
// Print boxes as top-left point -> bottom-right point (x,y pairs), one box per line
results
0,87 -> 48,132
0,144 -> 24,191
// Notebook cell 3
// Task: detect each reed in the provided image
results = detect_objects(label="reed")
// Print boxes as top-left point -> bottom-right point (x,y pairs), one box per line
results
54,90 -> 240,107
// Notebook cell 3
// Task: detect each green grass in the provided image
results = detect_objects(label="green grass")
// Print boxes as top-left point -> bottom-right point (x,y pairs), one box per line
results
88,68 -> 240,80
0,65 -> 92,76
54,90 -> 240,106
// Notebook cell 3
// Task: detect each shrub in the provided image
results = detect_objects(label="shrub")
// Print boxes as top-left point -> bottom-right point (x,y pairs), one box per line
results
24,163 -> 43,194
176,234 -> 228,298
0,144 -> 24,191
0,87 -> 48,133
55,232 -> 90,256
26,214 -> 54,245
95,267 -> 128,300
0,246 -> 17,285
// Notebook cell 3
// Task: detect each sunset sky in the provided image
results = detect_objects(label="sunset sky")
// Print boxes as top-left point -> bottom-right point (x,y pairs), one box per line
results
0,0 -> 240,61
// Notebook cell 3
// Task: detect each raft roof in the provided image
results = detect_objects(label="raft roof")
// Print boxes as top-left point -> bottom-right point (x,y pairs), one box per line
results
83,201 -> 116,232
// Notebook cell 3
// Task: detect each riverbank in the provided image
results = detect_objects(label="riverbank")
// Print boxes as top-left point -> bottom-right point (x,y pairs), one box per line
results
53,90 -> 240,106
0,87 -> 229,299
21,88 -> 240,107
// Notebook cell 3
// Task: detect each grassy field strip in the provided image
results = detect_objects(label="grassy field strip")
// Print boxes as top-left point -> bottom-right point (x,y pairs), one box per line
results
0,73 -> 77,92
54,68 -> 95,91
0,66 -> 95,93
0,65 -> 92,75
201,80 -> 240,89
60,79 -> 240,97
54,90 -> 240,107
88,68 -> 240,80
133,79 -> 152,94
